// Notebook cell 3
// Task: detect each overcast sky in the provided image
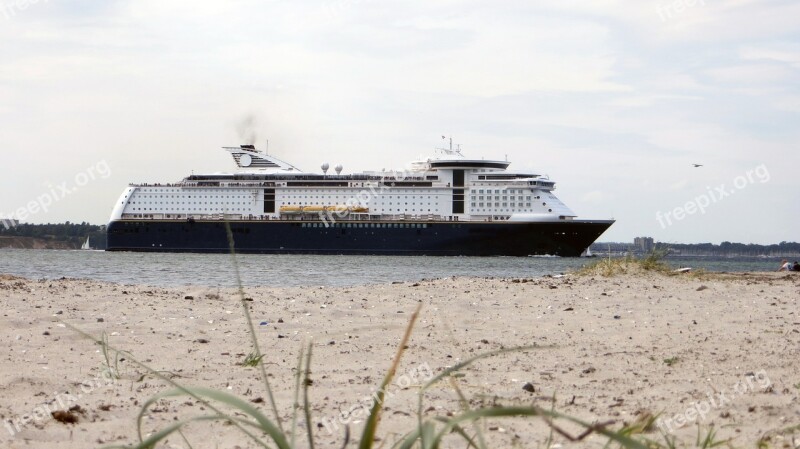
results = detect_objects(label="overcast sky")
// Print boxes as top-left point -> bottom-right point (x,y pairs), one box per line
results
0,0 -> 798,244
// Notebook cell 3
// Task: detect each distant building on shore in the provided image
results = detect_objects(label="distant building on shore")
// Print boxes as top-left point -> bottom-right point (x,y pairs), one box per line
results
634,236 -> 655,252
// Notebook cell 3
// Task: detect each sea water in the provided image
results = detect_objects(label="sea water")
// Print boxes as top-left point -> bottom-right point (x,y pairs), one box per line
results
0,249 -> 785,287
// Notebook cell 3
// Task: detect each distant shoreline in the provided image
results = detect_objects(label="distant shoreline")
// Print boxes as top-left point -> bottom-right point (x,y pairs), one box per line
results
1,243 -> 798,259
0,236 -> 77,250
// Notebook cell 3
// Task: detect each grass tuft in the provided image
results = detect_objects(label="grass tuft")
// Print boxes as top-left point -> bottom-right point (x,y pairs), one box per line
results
576,247 -> 673,277
663,357 -> 680,367
240,352 -> 265,367
99,331 -> 124,380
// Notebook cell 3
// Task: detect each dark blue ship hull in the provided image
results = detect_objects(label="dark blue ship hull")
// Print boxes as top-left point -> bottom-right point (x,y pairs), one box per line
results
106,219 -> 613,256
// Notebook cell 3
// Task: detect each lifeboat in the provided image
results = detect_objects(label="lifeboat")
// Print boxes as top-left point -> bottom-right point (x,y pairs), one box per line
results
280,205 -> 369,214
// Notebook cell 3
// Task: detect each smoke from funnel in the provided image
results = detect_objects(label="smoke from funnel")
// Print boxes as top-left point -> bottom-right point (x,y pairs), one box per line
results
236,114 -> 258,145
233,112 -> 291,160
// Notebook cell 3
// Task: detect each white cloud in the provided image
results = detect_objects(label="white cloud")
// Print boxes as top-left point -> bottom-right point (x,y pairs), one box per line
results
740,43 -> 800,68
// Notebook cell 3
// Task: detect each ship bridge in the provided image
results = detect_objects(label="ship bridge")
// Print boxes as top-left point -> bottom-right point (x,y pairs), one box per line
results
428,160 -> 511,170
410,144 -> 510,172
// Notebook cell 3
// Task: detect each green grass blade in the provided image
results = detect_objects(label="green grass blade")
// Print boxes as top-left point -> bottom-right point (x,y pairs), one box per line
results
178,429 -> 194,449
225,221 -> 284,433
358,303 -> 422,449
291,344 -> 306,449
419,345 -> 543,394
431,417 -> 480,449
303,342 -> 316,449
415,343 -> 545,444
131,415 -> 221,449
65,322 -> 273,448
136,387 -> 291,449
432,407 -> 651,449
420,421 -> 437,449
393,428 -> 422,449
446,377 -> 487,449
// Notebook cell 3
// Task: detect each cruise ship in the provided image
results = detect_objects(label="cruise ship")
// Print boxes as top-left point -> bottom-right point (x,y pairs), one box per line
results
106,143 -> 614,256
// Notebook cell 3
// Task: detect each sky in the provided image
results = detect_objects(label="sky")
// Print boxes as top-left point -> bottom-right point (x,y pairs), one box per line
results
0,0 -> 798,244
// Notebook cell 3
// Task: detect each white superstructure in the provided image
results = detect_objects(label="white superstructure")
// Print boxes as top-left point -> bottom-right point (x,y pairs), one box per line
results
110,144 -> 576,224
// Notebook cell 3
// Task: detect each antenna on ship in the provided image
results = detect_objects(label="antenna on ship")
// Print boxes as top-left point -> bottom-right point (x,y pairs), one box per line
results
442,135 -> 454,151
265,139 -> 269,156
438,135 -> 463,157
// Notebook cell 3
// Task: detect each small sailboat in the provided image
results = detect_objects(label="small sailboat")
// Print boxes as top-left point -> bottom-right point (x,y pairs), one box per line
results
81,237 -> 92,250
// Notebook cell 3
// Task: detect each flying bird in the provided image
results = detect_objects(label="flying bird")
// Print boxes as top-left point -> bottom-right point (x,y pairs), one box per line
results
692,164 -> 703,167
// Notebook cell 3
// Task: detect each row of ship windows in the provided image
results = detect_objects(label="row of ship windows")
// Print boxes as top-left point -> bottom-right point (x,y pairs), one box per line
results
472,203 -> 535,208
279,190 -> 450,197
135,191 -> 537,200
284,190 -> 530,198
129,208 -> 249,211
375,201 -> 436,206
475,189 -> 531,194
472,207 -> 552,212
474,196 -> 533,201
472,209 -> 542,213
287,190 -> 433,195
133,196 -> 544,203
131,202 -> 249,205
285,195 -> 444,200
377,209 -> 434,213
302,223 -> 430,229
283,202 -> 438,205
138,187 -> 536,194
137,195 -> 249,199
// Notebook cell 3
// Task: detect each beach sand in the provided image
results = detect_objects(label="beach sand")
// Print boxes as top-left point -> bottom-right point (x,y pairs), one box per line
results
1,271 -> 799,448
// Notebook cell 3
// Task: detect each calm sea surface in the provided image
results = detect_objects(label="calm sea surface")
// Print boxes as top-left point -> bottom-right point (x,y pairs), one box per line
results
0,249 -> 784,287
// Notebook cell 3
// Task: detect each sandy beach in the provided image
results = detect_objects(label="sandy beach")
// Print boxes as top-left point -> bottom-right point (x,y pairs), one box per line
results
1,271 -> 799,448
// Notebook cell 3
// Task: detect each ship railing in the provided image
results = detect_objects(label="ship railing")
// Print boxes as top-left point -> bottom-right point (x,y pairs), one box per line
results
119,212 -> 486,223
129,183 -> 181,187
176,181 -> 278,188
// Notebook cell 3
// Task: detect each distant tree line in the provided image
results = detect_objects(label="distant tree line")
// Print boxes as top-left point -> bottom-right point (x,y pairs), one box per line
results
667,241 -> 800,256
595,240 -> 800,257
0,222 -> 107,248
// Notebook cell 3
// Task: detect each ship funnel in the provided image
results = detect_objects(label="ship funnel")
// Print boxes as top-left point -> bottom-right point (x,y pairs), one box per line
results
335,164 -> 343,175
